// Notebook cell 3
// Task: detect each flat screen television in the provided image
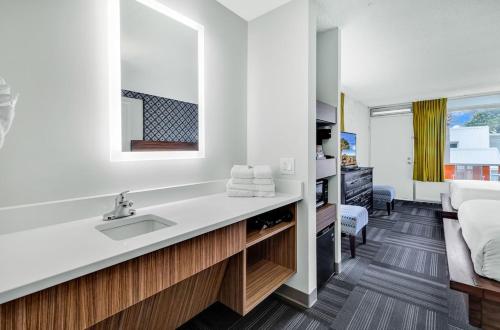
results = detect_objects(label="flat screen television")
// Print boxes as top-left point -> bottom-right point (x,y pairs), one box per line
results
341,132 -> 357,168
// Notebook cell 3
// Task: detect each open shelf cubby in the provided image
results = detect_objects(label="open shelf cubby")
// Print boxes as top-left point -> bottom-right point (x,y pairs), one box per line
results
244,203 -> 296,313
245,259 -> 295,312
246,220 -> 296,248
245,225 -> 296,312
218,203 -> 297,316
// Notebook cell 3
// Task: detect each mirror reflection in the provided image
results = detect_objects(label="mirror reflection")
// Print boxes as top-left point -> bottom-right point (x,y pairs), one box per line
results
120,0 -> 199,152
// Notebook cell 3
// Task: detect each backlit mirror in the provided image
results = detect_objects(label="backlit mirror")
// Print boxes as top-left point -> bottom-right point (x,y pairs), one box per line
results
109,0 -> 204,161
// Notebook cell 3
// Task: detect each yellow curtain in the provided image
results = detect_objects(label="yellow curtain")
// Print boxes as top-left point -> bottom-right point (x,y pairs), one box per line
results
412,98 -> 447,182
340,92 -> 345,132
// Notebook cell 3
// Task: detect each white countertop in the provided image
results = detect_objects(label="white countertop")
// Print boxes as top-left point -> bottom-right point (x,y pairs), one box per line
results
0,192 -> 302,304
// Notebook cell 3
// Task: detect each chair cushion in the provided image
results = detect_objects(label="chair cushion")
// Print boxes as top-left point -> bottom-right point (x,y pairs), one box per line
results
373,185 -> 396,202
340,205 -> 368,235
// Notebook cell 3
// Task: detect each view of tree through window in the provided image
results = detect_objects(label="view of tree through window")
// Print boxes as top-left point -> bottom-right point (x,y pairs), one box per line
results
446,106 -> 500,181
465,110 -> 500,133
449,109 -> 500,133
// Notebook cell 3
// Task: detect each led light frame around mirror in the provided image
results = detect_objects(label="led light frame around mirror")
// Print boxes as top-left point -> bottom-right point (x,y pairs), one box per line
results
108,0 -> 205,161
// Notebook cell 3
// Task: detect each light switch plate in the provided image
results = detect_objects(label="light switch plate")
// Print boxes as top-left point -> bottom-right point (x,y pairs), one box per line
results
280,158 -> 295,175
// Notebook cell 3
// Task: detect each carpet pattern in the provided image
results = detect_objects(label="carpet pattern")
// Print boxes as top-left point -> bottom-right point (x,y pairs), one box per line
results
181,201 -> 476,330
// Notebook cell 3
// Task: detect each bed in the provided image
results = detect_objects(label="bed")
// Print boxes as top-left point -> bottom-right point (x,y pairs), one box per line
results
444,199 -> 500,329
451,180 -> 500,209
440,180 -> 500,219
440,193 -> 458,219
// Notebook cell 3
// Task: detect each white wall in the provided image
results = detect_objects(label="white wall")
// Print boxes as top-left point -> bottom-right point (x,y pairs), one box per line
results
0,0 -> 247,207
317,30 -> 338,107
316,29 -> 340,188
247,0 -> 317,300
316,28 -> 341,269
343,95 -> 370,167
415,182 -> 449,202
121,0 -> 198,103
370,113 -> 449,202
450,126 -> 490,149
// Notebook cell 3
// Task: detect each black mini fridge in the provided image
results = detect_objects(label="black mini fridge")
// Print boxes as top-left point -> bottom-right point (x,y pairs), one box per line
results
316,224 -> 335,289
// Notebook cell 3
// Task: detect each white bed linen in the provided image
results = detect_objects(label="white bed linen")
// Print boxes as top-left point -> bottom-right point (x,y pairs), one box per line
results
458,199 -> 500,281
450,180 -> 500,210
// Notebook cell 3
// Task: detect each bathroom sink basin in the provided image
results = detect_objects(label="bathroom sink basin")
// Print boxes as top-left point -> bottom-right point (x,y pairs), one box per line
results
96,214 -> 176,241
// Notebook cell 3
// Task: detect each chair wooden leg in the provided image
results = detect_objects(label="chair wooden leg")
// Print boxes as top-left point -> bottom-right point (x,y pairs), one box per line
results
349,235 -> 356,258
362,227 -> 367,244
386,202 -> 391,216
392,199 -> 395,210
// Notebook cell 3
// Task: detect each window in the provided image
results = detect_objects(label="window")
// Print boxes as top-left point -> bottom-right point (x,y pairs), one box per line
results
445,95 -> 500,181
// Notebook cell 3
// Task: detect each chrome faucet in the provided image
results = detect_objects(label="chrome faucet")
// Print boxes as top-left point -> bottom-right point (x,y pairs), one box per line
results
103,191 -> 136,221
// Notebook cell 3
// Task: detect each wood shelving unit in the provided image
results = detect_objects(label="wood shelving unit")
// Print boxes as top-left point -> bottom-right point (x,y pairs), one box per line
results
245,260 -> 295,312
235,204 -> 297,315
216,203 -> 297,316
246,220 -> 296,248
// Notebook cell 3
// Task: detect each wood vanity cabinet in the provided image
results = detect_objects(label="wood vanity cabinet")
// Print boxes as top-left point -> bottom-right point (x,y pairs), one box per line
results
0,203 -> 297,330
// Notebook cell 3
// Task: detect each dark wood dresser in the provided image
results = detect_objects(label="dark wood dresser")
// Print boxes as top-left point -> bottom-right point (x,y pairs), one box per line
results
341,167 -> 373,214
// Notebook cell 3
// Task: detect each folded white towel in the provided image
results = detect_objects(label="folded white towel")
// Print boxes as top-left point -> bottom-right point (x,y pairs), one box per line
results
0,94 -> 10,105
255,184 -> 275,192
227,189 -> 275,198
0,84 -> 10,95
231,178 -> 254,185
231,165 -> 254,179
255,191 -> 276,198
227,182 -> 255,191
227,189 -> 254,197
253,165 -> 273,179
253,178 -> 274,185
231,178 -> 274,185
227,179 -> 275,193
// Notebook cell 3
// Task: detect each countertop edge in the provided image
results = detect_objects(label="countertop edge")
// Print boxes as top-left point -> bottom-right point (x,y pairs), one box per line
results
0,194 -> 302,304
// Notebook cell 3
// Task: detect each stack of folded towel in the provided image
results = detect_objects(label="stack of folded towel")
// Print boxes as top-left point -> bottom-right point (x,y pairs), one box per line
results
227,165 -> 276,197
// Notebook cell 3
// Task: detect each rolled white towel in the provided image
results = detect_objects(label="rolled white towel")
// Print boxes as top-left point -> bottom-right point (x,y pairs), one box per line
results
253,178 -> 274,185
253,165 -> 273,179
231,165 -> 254,179
231,178 -> 253,185
227,189 -> 254,198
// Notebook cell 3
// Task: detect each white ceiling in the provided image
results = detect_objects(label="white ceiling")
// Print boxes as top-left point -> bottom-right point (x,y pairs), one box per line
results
215,0 -> 294,21
216,0 -> 500,107
316,0 -> 500,107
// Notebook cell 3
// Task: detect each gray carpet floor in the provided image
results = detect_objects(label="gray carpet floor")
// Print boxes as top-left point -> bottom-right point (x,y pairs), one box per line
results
181,201 -> 477,330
